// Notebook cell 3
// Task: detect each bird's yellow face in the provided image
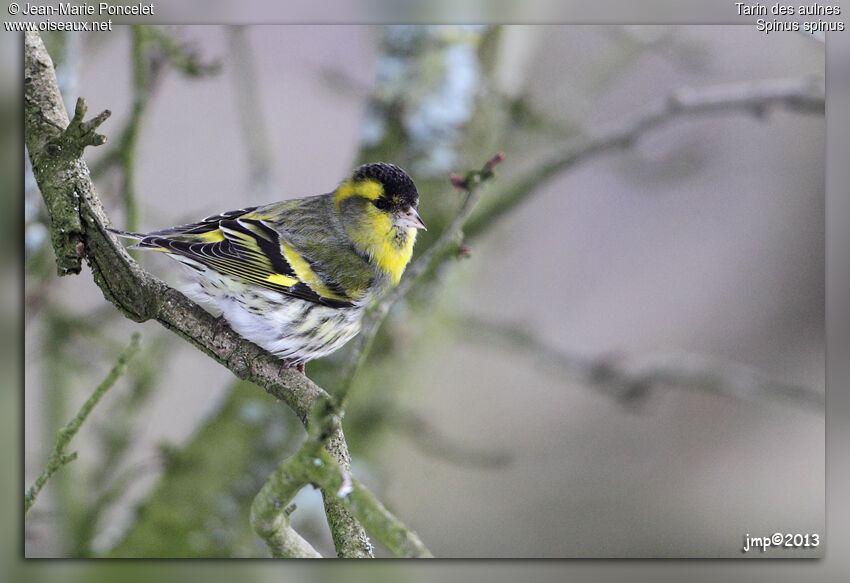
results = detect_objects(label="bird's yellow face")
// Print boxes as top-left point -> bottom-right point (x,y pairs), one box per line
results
334,164 -> 426,286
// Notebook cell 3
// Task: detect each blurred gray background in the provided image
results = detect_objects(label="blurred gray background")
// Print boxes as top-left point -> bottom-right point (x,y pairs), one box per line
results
24,25 -> 824,559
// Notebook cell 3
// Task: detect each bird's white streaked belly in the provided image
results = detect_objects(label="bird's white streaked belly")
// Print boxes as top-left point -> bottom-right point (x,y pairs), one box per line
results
179,263 -> 364,364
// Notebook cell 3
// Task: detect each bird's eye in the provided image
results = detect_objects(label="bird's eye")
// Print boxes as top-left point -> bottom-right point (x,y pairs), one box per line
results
374,198 -> 390,211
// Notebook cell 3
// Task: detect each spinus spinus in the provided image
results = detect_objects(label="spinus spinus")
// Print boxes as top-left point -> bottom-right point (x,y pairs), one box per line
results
110,162 -> 426,371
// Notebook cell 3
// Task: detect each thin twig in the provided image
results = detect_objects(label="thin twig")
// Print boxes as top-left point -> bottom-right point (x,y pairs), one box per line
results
464,76 -> 825,241
115,27 -> 150,231
25,333 -> 142,515
228,25 -> 273,201
389,408 -> 511,468
459,316 -> 824,412
90,26 -> 219,182
334,153 -> 505,409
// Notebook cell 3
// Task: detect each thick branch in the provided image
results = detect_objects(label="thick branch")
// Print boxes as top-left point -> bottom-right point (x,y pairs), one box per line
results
252,401 -> 432,558
24,30 -> 371,559
251,466 -> 324,559
25,33 -> 108,276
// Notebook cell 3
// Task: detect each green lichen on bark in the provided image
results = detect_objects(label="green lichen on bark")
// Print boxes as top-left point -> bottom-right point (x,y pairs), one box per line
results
250,399 -> 431,558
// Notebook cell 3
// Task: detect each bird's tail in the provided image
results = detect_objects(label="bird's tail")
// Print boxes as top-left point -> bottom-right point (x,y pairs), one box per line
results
107,227 -> 145,240
106,227 -> 159,251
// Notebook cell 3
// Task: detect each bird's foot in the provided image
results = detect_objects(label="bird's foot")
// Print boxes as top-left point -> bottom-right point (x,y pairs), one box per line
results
279,359 -> 306,374
212,315 -> 231,339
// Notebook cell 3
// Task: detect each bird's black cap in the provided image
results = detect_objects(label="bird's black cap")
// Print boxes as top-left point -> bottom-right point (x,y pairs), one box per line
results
352,162 -> 419,208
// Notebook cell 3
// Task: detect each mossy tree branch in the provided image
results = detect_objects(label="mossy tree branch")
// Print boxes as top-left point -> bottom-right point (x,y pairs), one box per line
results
251,398 -> 432,558
24,30 -> 370,559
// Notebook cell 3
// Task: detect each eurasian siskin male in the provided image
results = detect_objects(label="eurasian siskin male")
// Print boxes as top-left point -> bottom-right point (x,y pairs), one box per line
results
111,162 -> 425,370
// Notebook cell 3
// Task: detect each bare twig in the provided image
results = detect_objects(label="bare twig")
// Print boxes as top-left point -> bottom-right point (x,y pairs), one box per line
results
114,27 -> 151,231
335,153 -> 505,408
228,25 -> 273,201
464,76 -> 825,241
459,317 -> 824,412
90,26 -> 219,185
25,333 -> 141,515
389,408 -> 511,468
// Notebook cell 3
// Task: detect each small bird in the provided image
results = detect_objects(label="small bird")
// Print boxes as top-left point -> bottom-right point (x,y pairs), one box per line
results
110,162 -> 426,371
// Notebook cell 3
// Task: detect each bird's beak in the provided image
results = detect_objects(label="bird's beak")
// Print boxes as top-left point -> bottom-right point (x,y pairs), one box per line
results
395,207 -> 427,231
